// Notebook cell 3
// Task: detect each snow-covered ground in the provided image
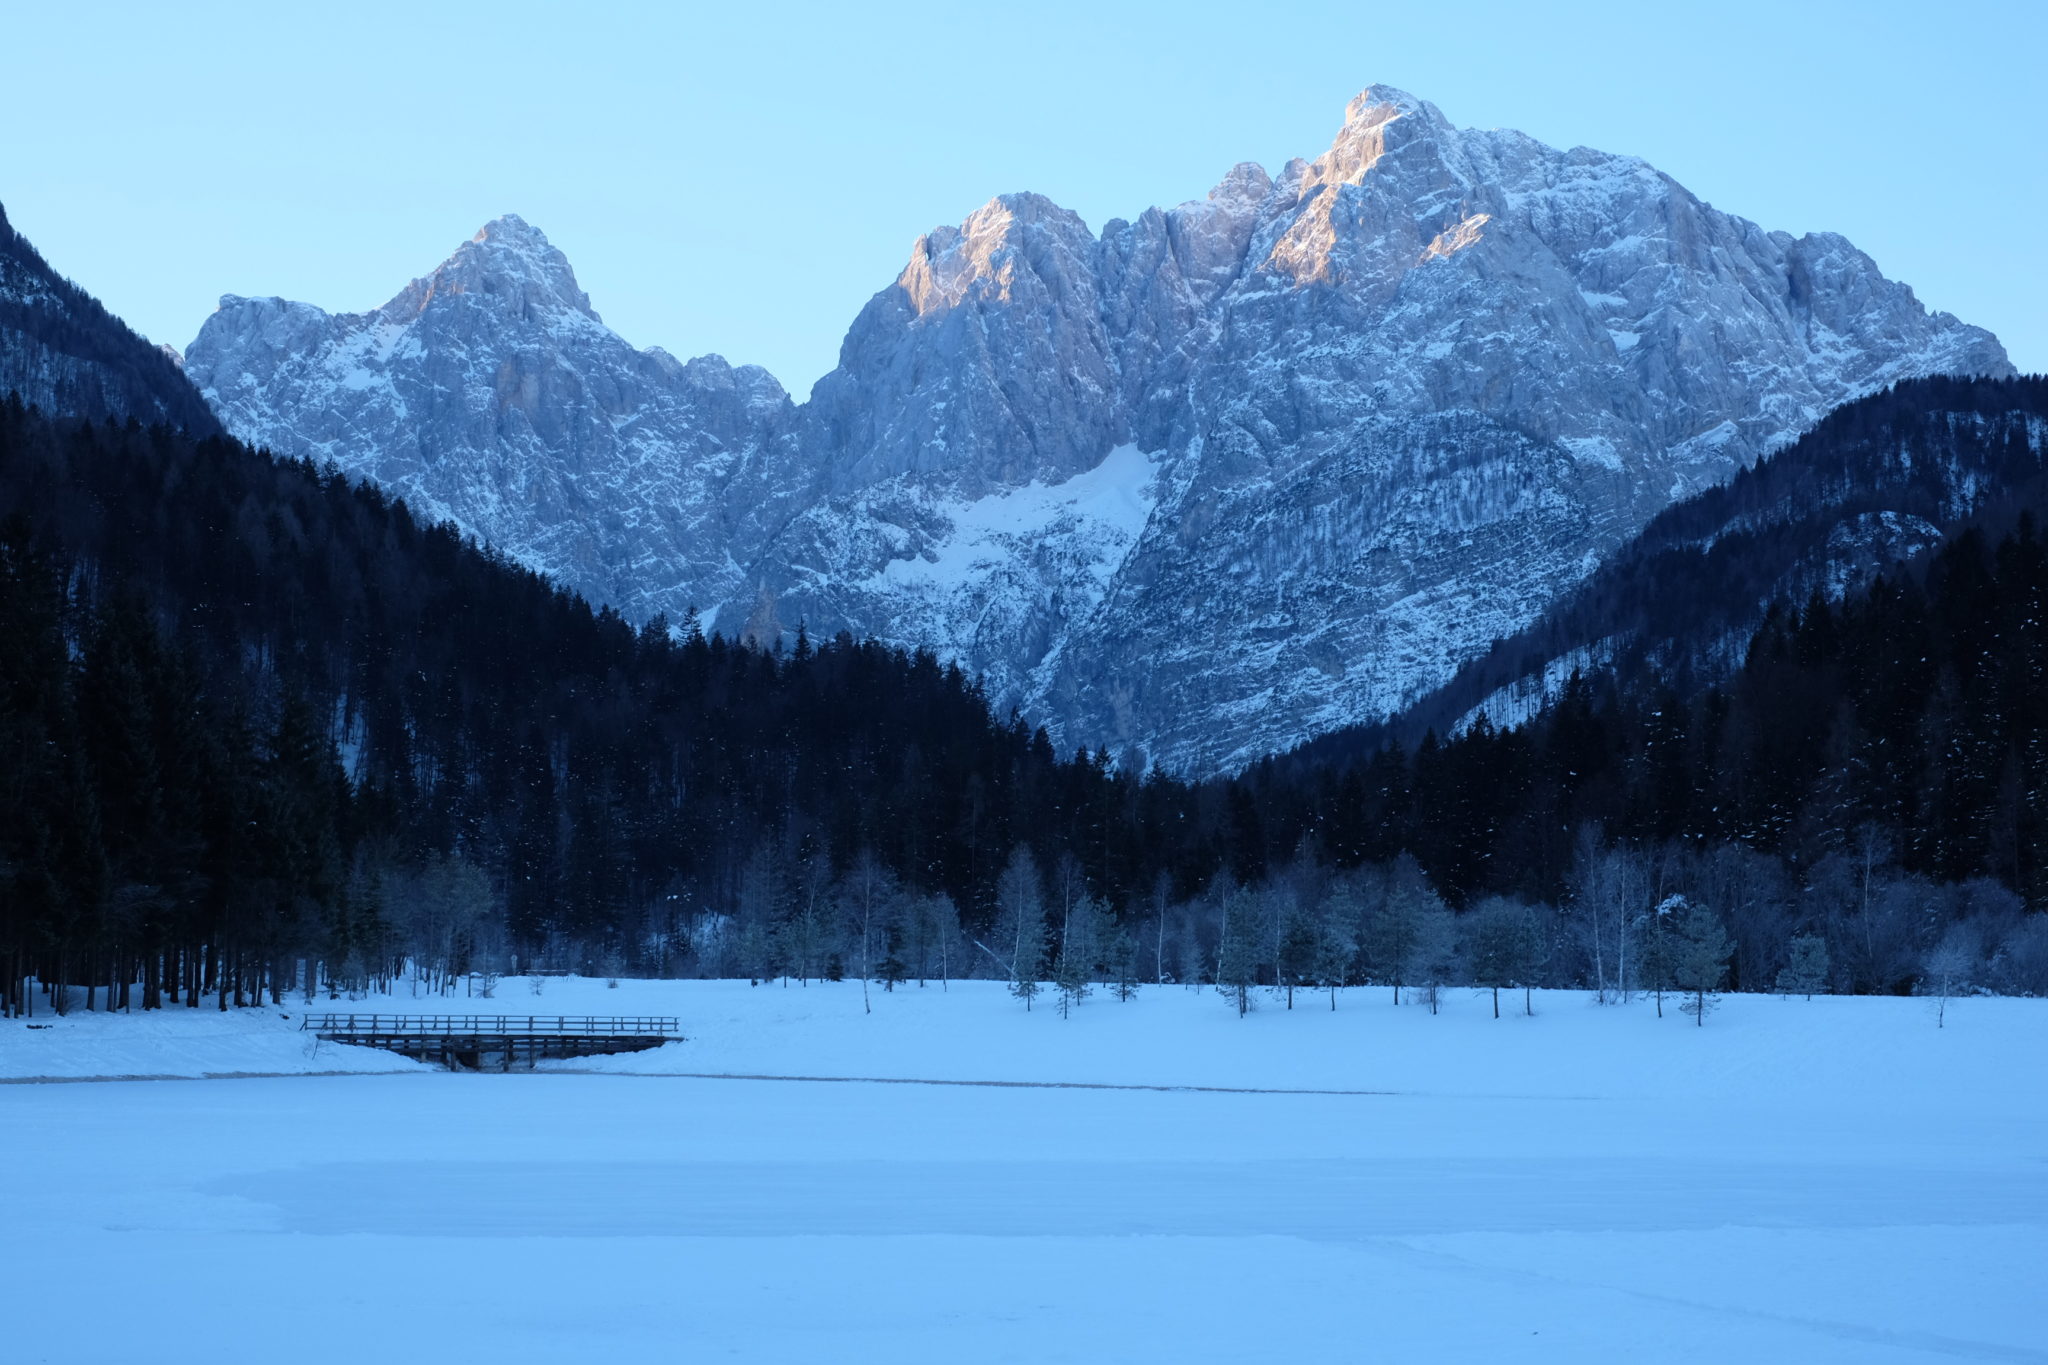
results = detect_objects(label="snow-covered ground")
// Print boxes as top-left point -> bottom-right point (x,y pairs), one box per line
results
4,980 -> 2043,1362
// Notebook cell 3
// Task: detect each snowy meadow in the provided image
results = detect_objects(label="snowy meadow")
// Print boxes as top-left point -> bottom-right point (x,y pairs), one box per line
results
4,978 -> 2044,1363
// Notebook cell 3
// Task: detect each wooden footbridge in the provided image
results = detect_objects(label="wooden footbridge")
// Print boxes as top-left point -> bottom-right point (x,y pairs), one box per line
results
302,1014 -> 682,1070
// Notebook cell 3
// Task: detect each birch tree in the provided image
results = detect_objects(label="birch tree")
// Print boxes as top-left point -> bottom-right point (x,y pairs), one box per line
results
1922,923 -> 1979,1028
994,847 -> 1045,1010
1408,903 -> 1458,1016
1568,829 -> 1650,1003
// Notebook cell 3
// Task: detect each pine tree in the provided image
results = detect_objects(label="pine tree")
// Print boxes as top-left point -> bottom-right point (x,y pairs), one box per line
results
1107,926 -> 1141,1002
1313,901 -> 1358,1010
1775,934 -> 1830,999
1464,897 -> 1527,1019
1053,894 -> 1099,1019
1275,900 -> 1317,1010
1638,894 -> 1685,1019
1364,855 -> 1435,1005
1673,902 -> 1733,1027
1215,887 -> 1260,1018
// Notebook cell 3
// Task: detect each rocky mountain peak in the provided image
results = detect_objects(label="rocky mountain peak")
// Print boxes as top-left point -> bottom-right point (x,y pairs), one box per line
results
1315,84 -> 1449,184
187,89 -> 2015,774
1260,85 -> 1474,286
185,214 -> 793,626
378,214 -> 600,327
901,193 -> 1096,318
1203,162 -> 1275,214
1342,83 -> 1429,123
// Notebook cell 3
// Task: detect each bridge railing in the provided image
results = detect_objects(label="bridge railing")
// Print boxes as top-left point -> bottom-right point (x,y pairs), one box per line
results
302,1014 -> 681,1037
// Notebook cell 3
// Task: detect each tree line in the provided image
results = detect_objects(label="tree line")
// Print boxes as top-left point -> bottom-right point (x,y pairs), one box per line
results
2,388 -> 2045,1018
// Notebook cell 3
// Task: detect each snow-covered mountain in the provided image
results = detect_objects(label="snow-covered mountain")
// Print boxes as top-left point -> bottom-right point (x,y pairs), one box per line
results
187,215 -> 793,620
1301,374 -> 2048,761
185,87 -> 2010,772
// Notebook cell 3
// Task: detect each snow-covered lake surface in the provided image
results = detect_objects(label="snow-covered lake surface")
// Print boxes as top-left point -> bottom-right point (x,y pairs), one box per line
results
5,979 -> 2044,1362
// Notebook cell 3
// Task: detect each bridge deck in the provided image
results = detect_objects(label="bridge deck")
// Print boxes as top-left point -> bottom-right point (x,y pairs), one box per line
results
302,1014 -> 682,1069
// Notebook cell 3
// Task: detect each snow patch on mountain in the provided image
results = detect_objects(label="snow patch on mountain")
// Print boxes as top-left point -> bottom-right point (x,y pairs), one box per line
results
873,444 -> 1158,594
184,89 -> 2012,774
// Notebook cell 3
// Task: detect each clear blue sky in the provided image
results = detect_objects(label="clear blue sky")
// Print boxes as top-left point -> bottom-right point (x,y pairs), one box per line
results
4,0 -> 2042,396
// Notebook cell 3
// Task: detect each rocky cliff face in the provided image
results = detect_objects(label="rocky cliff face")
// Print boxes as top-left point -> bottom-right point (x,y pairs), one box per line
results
0,201 -> 220,435
186,88 -> 2011,772
1295,374 -> 2048,763
188,216 -> 795,620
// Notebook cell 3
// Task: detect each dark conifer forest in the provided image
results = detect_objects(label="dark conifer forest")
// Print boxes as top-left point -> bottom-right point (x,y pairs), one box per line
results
3,374 -> 2046,1015
0,204 -> 222,437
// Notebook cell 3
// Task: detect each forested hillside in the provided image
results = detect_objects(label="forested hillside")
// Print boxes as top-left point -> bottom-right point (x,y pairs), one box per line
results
1243,515 -> 2048,995
0,202 -> 221,436
0,398 -> 1190,1014
5,383 -> 2046,1017
1323,374 -> 2048,749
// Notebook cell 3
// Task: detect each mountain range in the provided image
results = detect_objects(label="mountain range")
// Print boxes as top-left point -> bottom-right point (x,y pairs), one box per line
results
3,89 -> 2045,1009
184,86 -> 2011,772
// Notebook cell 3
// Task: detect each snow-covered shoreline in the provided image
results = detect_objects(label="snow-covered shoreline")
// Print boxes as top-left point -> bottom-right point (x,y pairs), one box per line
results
7,977 -> 2040,1114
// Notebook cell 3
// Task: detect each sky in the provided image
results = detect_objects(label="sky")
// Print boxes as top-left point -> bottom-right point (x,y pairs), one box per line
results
3,0 -> 2042,397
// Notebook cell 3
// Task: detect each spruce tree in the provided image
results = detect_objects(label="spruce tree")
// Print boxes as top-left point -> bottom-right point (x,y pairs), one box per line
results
1313,902 -> 1358,1010
1464,897 -> 1525,1019
1215,888 -> 1260,1018
1275,902 -> 1317,1010
1674,902 -> 1733,1027
1364,854 -> 1435,1005
1108,926 -> 1140,1002
1638,895 -> 1685,1019
1053,894 -> 1098,1019
1775,934 -> 1829,999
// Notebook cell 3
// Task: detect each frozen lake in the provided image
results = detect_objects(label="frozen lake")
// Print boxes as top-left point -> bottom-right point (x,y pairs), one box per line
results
5,982 -> 2045,1361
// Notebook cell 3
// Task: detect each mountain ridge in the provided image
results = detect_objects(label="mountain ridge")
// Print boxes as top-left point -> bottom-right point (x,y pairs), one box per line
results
185,86 -> 2012,773
1272,372 -> 2048,775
